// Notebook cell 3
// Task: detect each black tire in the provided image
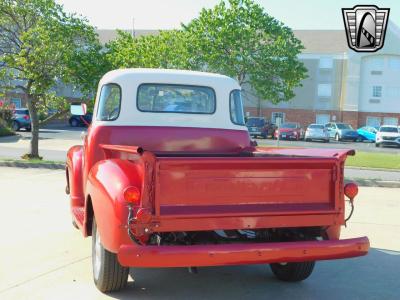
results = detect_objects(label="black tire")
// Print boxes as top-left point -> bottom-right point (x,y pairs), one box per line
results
324,139 -> 330,143
70,119 -> 79,127
26,126 -> 31,132
12,121 -> 20,131
305,138 -> 310,142
92,217 -> 129,293
270,261 -> 315,282
375,143 -> 380,148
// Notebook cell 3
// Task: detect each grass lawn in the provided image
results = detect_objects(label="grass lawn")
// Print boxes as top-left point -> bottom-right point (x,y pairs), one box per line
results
0,158 -> 64,165
0,126 -> 14,137
346,151 -> 400,170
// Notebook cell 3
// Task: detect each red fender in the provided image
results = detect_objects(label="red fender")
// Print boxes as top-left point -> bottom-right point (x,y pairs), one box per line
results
86,159 -> 143,253
66,145 -> 84,207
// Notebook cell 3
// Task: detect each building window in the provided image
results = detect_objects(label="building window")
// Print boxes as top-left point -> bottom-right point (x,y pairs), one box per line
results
11,98 -> 21,109
383,117 -> 398,126
372,86 -> 382,98
388,57 -> 400,71
317,84 -> 332,97
366,116 -> 381,127
369,56 -> 384,71
272,112 -> 285,125
387,86 -> 400,98
319,57 -> 333,69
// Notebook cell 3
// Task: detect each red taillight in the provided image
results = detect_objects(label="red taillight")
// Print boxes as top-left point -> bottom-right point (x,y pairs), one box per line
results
344,182 -> 358,200
135,208 -> 152,223
124,186 -> 141,205
23,115 -> 29,120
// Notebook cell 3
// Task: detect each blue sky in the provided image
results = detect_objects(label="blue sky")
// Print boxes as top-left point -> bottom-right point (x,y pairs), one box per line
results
55,0 -> 399,30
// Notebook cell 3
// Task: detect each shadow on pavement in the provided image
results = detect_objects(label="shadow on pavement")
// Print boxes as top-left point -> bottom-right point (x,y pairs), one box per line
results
0,134 -> 21,143
107,248 -> 399,300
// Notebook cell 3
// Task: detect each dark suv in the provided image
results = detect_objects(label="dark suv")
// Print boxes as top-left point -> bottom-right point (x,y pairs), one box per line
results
246,117 -> 277,139
69,113 -> 93,127
11,108 -> 31,131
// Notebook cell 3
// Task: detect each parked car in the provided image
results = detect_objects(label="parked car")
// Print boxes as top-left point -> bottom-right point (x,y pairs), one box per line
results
246,117 -> 276,139
66,69 -> 368,293
11,108 -> 31,131
357,126 -> 378,142
274,122 -> 304,140
375,125 -> 400,148
305,124 -> 329,142
69,113 -> 92,127
325,122 -> 359,142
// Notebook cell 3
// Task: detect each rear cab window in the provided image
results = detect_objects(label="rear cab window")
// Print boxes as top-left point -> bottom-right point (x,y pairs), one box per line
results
97,83 -> 121,121
137,84 -> 216,114
230,90 -> 245,125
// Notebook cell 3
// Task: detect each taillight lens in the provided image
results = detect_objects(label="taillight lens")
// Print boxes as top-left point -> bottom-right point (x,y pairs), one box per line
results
344,182 -> 358,200
124,186 -> 141,205
23,115 -> 29,120
136,208 -> 152,223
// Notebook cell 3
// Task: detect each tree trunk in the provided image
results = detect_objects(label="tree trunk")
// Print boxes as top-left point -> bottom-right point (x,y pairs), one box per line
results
26,96 -> 41,159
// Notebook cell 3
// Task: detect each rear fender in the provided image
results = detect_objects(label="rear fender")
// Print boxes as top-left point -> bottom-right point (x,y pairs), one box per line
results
66,145 -> 84,207
86,159 -> 143,253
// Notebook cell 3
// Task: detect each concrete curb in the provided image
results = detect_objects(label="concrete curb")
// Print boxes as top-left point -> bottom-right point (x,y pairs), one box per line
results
0,161 -> 64,170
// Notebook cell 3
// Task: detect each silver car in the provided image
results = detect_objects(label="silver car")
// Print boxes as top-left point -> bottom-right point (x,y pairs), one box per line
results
305,124 -> 329,142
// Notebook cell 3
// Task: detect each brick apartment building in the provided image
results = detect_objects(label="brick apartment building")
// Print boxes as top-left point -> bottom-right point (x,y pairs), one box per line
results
243,22 -> 400,129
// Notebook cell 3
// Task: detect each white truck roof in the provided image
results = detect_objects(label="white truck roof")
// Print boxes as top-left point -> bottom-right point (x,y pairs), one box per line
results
94,68 -> 246,131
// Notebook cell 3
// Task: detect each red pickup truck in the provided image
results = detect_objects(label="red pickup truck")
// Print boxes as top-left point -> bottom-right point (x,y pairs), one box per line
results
66,69 -> 369,293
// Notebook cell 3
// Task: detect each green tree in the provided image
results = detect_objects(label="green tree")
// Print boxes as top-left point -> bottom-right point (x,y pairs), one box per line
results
183,0 -> 307,104
106,30 -> 195,70
0,0 -> 104,159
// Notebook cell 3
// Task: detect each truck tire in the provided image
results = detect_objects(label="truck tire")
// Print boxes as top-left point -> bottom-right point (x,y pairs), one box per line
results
270,261 -> 315,282
92,217 -> 129,292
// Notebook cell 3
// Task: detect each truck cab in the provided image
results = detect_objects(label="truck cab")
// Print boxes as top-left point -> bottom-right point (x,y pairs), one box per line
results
66,69 -> 369,293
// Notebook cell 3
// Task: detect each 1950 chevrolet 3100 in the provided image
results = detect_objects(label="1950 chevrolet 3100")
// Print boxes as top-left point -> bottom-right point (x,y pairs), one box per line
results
66,69 -> 369,293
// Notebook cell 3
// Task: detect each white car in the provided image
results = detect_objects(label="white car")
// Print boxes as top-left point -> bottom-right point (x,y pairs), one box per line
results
375,125 -> 400,148
305,124 -> 330,142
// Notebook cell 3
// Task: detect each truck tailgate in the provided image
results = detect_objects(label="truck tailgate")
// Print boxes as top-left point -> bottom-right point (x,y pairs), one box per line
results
154,156 -> 342,219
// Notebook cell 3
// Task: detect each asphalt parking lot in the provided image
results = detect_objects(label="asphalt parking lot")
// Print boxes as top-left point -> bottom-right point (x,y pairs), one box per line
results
0,166 -> 399,300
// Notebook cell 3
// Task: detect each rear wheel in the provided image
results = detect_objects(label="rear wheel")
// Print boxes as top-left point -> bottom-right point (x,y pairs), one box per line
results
270,261 -> 315,282
92,217 -> 129,293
